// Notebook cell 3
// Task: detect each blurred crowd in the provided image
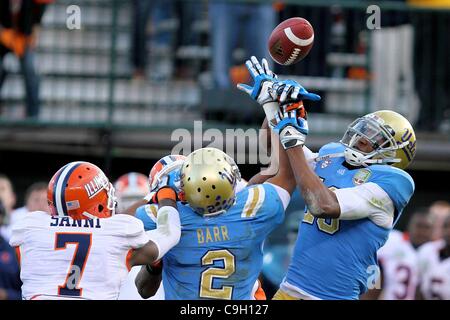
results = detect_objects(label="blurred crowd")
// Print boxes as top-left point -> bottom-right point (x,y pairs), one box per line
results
0,0 -> 449,131
1,171 -> 449,300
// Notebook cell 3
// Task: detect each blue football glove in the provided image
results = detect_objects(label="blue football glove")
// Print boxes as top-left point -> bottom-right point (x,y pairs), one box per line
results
272,79 -> 321,105
273,107 -> 309,149
237,56 -> 278,105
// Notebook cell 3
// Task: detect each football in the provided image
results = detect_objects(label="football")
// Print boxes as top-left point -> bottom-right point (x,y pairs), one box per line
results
268,17 -> 314,66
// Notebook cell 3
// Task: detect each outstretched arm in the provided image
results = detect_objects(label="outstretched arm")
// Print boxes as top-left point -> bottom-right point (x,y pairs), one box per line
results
247,118 -> 275,185
285,147 -> 340,218
247,118 -> 296,194
127,188 -> 181,267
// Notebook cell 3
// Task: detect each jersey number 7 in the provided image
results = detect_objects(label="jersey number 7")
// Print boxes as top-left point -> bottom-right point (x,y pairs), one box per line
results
54,233 -> 92,297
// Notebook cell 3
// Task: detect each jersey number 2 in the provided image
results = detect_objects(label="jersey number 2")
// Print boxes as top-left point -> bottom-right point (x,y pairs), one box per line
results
200,249 -> 235,299
54,233 -> 92,297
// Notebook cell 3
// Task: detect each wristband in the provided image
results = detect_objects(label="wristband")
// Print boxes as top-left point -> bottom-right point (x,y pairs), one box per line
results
155,187 -> 177,203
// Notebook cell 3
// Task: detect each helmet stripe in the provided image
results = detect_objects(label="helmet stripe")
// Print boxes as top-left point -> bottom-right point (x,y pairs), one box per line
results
55,162 -> 82,216
128,172 -> 137,188
53,164 -> 68,216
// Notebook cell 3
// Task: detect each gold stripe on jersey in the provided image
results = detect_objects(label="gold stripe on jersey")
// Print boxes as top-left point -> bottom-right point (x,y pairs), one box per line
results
241,186 -> 265,218
272,289 -> 302,300
145,204 -> 158,221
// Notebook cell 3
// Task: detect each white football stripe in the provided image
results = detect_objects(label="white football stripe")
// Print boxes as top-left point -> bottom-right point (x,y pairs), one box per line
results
284,27 -> 314,46
129,172 -> 137,188
55,161 -> 82,216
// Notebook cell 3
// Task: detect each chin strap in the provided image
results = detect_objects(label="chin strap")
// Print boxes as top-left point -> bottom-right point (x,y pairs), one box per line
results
82,212 -> 96,219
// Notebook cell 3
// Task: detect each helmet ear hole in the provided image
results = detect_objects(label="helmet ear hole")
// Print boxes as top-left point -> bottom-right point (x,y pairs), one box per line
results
98,204 -> 104,212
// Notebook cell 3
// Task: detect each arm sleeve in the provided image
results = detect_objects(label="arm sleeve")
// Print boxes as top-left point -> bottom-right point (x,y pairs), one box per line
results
145,206 -> 181,261
9,219 -> 28,247
334,182 -> 395,228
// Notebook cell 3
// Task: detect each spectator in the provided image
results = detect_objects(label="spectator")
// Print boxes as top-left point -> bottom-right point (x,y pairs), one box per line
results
0,174 -> 16,241
428,200 -> 450,241
0,0 -> 50,119
0,199 -> 22,300
9,181 -> 48,229
407,207 -> 433,248
410,0 -> 450,131
130,0 -> 175,81
208,1 -> 276,88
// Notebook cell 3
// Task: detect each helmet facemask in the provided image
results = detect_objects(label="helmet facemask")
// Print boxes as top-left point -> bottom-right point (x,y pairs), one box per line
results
341,115 -> 408,167
106,182 -> 117,216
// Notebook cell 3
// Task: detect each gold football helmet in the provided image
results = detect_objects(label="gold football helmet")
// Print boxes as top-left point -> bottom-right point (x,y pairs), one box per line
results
180,147 -> 241,216
340,110 -> 416,169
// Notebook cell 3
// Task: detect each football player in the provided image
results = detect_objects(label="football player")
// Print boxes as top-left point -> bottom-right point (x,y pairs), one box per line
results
428,200 -> 450,241
238,56 -> 416,300
9,161 -> 181,300
134,145 -> 295,300
119,156 -> 186,300
115,172 -> 151,300
417,214 -> 450,299
114,172 -> 149,213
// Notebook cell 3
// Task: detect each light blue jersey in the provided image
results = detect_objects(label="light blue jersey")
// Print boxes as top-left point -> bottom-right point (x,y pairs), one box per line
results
136,183 -> 286,299
285,142 -> 415,300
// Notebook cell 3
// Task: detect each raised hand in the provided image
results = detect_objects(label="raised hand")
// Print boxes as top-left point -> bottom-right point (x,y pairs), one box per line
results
237,56 -> 278,105
272,79 -> 321,105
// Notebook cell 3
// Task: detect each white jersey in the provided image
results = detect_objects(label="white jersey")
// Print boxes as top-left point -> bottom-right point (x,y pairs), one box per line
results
377,230 -> 419,300
418,240 -> 450,300
9,211 -> 149,300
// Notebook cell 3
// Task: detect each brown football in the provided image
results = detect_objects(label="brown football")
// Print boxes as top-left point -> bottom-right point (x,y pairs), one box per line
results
268,17 -> 314,65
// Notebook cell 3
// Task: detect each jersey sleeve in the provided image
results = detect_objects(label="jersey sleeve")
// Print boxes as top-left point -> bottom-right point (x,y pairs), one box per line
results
112,214 -> 149,249
371,168 -> 415,216
334,182 -> 395,228
9,217 -> 28,247
8,211 -> 46,247
239,183 -> 288,228
134,204 -> 157,231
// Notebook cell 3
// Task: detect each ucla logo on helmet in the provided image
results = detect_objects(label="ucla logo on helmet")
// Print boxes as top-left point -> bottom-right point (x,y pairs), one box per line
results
400,128 -> 416,161
220,168 -> 236,188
